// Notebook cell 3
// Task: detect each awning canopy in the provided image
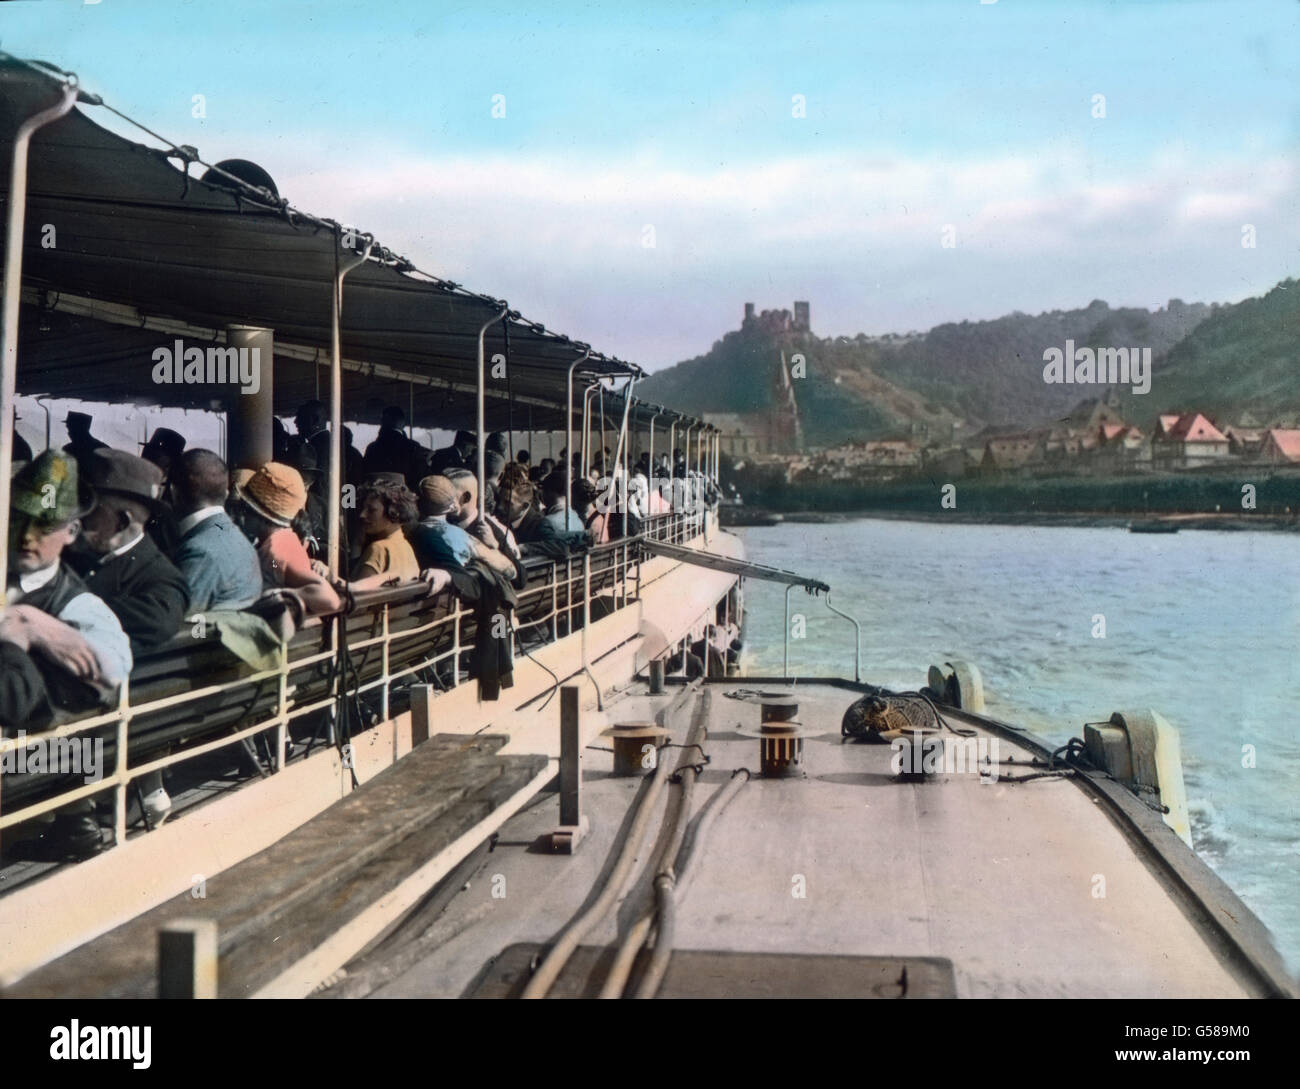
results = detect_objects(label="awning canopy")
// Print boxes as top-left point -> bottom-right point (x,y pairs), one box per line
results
1,58 -> 697,435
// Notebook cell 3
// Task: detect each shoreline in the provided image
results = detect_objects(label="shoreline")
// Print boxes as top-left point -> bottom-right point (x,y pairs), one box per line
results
733,509 -> 1300,532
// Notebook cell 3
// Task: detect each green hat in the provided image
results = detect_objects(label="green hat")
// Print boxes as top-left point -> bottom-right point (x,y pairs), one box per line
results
10,450 -> 96,526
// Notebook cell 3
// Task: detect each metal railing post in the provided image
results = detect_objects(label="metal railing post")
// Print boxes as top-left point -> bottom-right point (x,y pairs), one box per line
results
0,73 -> 79,602
823,592 -> 863,684
784,584 -> 796,679
476,302 -> 509,523
328,231 -> 373,578
565,350 -> 591,527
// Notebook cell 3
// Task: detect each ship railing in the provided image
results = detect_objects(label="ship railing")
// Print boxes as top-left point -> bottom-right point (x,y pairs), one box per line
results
0,532 -> 668,855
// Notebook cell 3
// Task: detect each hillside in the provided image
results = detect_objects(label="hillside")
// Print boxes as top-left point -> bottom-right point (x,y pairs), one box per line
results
1120,278 -> 1300,427
639,295 -> 1228,446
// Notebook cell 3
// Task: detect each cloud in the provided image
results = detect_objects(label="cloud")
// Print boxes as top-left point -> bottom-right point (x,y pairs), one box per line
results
251,137 -> 1299,368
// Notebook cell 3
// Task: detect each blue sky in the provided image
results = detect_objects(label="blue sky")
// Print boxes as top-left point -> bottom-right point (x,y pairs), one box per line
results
3,0 -> 1298,369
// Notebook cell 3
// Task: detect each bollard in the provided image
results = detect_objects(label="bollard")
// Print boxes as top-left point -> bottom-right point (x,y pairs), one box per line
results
158,919 -> 218,999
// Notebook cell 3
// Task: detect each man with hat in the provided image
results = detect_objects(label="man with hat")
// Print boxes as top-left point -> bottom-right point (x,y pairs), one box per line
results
66,449 -> 190,656
140,427 -> 186,477
140,427 -> 187,555
428,429 -> 476,476
1,452 -> 133,720
62,411 -> 109,474
66,450 -> 189,827
1,452 -> 134,855
363,406 -> 425,489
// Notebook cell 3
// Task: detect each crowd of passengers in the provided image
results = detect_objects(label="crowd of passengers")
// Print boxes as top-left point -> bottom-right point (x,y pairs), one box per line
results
1,404 -> 710,856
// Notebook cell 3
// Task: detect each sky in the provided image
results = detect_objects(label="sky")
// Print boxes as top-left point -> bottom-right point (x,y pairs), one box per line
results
3,0 -> 1299,371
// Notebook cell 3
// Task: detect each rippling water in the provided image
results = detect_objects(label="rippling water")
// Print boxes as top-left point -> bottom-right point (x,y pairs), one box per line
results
737,517 -> 1300,971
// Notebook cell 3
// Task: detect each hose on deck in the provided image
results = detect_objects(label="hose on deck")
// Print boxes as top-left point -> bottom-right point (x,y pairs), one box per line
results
520,680 -> 701,999
631,766 -> 750,999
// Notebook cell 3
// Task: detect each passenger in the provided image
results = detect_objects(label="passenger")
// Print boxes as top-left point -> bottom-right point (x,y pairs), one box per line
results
289,443 -> 328,557
535,471 -> 587,548
140,427 -> 186,480
428,429 -> 475,476
340,425 -> 365,490
11,410 -> 32,465
529,456 -> 555,485
345,479 -> 420,592
483,449 -> 507,511
291,399 -> 332,480
67,450 -> 190,656
231,462 -> 341,616
444,468 -> 522,572
410,475 -> 514,578
573,478 -> 609,544
62,411 -> 109,475
486,431 -> 509,457
363,406 -> 424,488
515,449 -> 530,469
170,449 -> 263,612
496,463 -> 544,541
68,450 -> 189,826
1,453 -> 132,856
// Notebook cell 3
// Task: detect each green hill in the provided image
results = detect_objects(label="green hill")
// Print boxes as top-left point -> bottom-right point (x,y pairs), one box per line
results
639,295 -> 1220,447
1120,278 -> 1300,427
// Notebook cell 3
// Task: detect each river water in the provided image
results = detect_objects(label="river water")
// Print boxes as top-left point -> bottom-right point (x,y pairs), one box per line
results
736,517 -> 1300,972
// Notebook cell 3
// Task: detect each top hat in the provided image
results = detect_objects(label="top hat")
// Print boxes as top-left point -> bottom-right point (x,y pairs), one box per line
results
141,427 -> 186,460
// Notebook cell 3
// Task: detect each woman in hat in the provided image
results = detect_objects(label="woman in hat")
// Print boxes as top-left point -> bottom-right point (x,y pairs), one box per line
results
230,462 -> 340,617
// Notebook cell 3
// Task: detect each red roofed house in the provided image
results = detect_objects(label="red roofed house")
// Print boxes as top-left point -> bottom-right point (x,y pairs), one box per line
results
1152,413 -> 1229,469
1260,429 -> 1300,465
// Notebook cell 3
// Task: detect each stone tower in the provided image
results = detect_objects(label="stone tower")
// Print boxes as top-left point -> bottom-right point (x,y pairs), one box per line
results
793,301 -> 810,332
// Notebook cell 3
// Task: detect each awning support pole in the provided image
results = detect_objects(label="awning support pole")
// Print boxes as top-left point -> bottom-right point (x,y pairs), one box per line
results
0,75 -> 79,604
476,303 -> 509,523
565,349 -> 591,526
328,232 -> 372,577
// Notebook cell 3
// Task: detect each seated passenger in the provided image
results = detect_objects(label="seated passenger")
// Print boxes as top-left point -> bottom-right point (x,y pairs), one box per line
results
69,450 -> 190,826
532,471 -> 588,548
1,453 -> 132,855
411,475 -> 514,578
170,449 -> 263,612
573,478 -> 609,544
444,468 -> 521,567
230,462 -> 341,616
67,450 -> 190,656
428,430 -> 475,476
346,479 -> 420,592
496,463 -> 543,542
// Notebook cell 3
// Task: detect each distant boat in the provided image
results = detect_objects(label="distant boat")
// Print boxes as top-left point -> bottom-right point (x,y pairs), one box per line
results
1129,520 -> 1180,534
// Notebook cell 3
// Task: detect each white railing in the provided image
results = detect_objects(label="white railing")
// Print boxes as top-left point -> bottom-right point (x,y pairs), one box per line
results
0,522 -> 716,857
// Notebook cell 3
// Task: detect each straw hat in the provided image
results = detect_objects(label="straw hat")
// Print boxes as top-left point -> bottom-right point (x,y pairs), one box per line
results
239,462 -> 307,527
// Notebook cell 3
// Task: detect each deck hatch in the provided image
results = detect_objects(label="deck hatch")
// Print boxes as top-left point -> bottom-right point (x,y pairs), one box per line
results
468,945 -> 957,999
